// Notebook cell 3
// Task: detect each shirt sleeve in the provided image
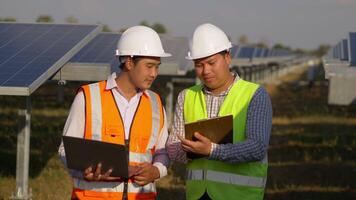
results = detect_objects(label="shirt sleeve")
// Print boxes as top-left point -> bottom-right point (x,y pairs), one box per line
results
58,91 -> 86,178
166,90 -> 188,163
152,107 -> 169,178
209,87 -> 272,163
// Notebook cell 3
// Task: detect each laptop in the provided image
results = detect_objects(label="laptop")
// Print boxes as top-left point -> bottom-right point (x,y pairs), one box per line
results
62,136 -> 129,178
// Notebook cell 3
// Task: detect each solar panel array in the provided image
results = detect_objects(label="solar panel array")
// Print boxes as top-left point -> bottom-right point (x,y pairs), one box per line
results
232,45 -> 291,60
160,35 -> 189,71
237,46 -> 256,59
0,23 -> 100,95
69,33 -> 190,74
326,32 -> 356,66
0,22 -> 298,97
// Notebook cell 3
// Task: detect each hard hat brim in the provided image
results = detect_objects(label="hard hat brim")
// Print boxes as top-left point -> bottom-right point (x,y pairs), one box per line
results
116,51 -> 171,58
186,44 -> 232,60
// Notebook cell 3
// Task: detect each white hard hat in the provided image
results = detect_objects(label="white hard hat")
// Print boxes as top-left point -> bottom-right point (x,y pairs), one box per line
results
186,23 -> 232,60
116,26 -> 171,57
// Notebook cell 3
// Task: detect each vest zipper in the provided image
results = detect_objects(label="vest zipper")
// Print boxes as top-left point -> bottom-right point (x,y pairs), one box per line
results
123,139 -> 129,200
124,96 -> 142,200
110,90 -> 142,200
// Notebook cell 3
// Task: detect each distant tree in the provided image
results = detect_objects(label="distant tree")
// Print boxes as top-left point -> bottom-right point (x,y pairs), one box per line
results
238,35 -> 248,44
311,44 -> 330,58
65,16 -> 78,24
255,42 -> 268,48
272,43 -> 291,51
293,48 -> 307,55
0,17 -> 16,22
139,20 -> 150,27
119,27 -> 127,33
36,15 -> 54,23
137,20 -> 167,34
118,27 -> 127,33
102,24 -> 112,32
151,23 -> 167,34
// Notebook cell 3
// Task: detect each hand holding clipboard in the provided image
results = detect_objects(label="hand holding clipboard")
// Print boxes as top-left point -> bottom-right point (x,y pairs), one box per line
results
179,115 -> 233,158
184,115 -> 233,144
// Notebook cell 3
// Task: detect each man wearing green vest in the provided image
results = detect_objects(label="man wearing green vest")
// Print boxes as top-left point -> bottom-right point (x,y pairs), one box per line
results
166,23 -> 272,200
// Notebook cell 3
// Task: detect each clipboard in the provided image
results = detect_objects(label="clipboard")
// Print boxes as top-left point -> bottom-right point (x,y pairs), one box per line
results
184,115 -> 233,144
62,136 -> 129,178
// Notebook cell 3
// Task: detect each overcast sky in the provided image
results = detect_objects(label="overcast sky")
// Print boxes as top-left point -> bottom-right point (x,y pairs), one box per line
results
1,0 -> 355,49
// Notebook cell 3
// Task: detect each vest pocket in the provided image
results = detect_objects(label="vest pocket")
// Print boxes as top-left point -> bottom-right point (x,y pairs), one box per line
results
105,125 -> 122,138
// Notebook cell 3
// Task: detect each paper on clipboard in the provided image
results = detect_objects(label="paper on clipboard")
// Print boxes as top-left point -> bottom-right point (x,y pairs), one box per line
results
184,115 -> 233,144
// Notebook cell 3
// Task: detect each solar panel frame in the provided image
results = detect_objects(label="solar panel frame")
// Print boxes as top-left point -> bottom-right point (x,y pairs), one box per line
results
0,22 -> 101,96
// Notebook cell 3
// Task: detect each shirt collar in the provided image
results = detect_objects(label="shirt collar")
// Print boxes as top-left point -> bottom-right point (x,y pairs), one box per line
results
105,72 -> 149,97
203,72 -> 240,96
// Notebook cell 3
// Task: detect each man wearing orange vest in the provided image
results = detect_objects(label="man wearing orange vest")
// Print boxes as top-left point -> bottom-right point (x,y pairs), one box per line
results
58,26 -> 171,200
167,23 -> 272,199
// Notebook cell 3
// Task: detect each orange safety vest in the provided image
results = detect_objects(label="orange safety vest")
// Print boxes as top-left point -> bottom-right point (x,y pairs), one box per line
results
71,80 -> 164,200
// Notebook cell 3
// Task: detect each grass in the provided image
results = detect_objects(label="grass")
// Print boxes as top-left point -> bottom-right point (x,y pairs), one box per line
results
1,63 -> 356,199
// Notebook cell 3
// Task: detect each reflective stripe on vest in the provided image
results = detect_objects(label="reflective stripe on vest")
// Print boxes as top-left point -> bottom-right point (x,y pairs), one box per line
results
88,83 -> 102,141
146,90 -> 161,150
187,169 -> 266,188
130,151 -> 152,163
73,178 -> 156,193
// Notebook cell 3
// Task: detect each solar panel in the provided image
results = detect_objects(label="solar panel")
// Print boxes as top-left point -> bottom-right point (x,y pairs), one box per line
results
336,41 -> 342,59
160,35 -> 189,73
0,23 -> 100,95
348,32 -> 356,66
341,39 -> 349,61
237,47 -> 255,59
262,49 -> 270,57
332,46 -> 338,59
253,48 -> 263,58
70,33 -> 120,64
230,45 -> 239,58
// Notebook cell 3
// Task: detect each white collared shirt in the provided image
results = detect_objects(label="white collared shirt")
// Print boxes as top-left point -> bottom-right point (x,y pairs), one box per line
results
58,72 -> 168,178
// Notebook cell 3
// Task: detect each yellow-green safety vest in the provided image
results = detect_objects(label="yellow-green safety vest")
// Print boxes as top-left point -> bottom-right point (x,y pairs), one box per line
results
184,79 -> 268,200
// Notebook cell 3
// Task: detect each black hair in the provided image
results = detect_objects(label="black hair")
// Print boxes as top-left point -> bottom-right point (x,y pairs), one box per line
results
218,50 -> 229,56
118,56 -> 142,69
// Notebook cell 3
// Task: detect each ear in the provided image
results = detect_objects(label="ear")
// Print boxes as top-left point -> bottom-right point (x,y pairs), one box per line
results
124,57 -> 134,71
225,51 -> 231,65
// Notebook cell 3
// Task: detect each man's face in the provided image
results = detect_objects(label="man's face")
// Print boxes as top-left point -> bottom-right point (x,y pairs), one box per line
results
194,52 -> 231,90
128,57 -> 161,90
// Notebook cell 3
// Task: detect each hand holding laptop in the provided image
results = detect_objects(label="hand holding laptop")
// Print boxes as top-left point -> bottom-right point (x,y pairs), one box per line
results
83,163 -> 142,182
82,162 -> 157,184
132,163 -> 160,186
63,136 -> 159,183
83,163 -> 122,182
